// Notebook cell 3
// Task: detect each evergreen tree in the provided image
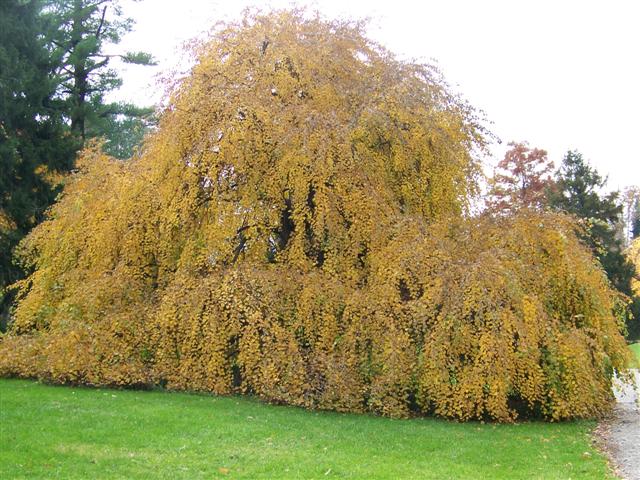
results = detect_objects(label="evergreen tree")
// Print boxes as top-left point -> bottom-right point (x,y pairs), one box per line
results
547,151 -> 635,298
96,103 -> 156,159
0,0 -> 77,327
42,0 -> 156,152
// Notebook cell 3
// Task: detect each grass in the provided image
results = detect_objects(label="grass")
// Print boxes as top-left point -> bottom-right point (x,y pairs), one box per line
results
630,342 -> 640,366
0,379 -> 615,479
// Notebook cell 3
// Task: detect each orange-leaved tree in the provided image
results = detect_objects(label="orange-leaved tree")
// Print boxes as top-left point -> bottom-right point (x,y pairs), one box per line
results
0,10 -> 632,421
488,141 -> 554,213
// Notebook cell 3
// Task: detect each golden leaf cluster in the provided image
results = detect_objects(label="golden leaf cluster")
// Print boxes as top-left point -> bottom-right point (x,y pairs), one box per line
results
627,237 -> 640,297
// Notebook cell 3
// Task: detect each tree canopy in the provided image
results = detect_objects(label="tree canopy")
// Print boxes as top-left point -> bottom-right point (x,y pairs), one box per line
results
488,142 -> 553,213
0,10 -> 632,422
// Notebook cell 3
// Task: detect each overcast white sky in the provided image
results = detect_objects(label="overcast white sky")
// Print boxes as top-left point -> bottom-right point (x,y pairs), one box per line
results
112,0 -> 640,191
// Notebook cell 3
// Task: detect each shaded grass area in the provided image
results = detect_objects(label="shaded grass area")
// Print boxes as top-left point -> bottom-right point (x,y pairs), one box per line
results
630,343 -> 640,365
0,379 -> 615,479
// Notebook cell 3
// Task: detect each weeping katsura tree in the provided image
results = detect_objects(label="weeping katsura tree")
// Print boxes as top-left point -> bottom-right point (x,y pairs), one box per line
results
0,10 -> 632,421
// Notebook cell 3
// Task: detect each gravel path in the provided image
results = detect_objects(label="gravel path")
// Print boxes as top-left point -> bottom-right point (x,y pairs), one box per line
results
597,370 -> 640,480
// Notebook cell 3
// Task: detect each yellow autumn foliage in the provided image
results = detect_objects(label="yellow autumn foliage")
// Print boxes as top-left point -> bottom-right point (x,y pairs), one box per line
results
628,237 -> 640,297
0,210 -> 14,232
0,10 -> 632,421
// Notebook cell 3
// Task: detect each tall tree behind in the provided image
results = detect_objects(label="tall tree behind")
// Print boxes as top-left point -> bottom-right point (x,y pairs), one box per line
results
630,195 -> 640,240
625,237 -> 640,339
42,0 -> 155,155
547,150 -> 635,298
616,186 -> 640,247
487,142 -> 554,213
624,191 -> 640,339
0,0 -> 77,327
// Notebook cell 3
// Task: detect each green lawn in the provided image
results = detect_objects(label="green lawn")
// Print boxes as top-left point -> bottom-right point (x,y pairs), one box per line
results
630,342 -> 640,366
0,379 -> 615,479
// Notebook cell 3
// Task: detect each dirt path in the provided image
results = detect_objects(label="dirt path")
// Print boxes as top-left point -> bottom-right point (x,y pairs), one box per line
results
597,370 -> 640,480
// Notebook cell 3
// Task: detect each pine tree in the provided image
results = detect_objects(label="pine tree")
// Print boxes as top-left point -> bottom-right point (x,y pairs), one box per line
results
42,0 -> 156,152
547,151 -> 635,298
0,0 -> 77,327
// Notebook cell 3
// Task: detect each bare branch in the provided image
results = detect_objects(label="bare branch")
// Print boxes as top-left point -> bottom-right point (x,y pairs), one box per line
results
95,5 -> 107,38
